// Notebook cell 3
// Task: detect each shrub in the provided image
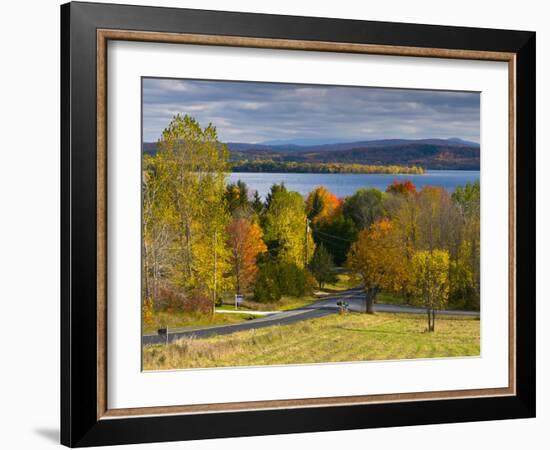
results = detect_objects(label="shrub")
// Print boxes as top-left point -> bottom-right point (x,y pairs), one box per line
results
156,284 -> 186,312
184,290 -> 213,315
142,297 -> 155,327
306,273 -> 318,292
277,262 -> 308,297
155,284 -> 213,315
253,262 -> 281,302
253,261 -> 312,302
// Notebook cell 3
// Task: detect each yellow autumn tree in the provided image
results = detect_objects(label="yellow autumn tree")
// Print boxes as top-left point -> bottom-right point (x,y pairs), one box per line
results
263,186 -> 315,268
346,219 -> 407,313
411,249 -> 450,331
144,114 -> 232,312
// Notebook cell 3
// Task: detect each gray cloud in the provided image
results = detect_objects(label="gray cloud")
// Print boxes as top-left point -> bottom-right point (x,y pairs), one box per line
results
142,78 -> 480,144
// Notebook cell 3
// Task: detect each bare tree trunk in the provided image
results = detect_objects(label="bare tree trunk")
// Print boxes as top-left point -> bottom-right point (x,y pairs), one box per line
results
364,288 -> 378,314
185,222 -> 192,277
426,308 -> 436,332
235,257 -> 241,295
143,240 -> 150,300
212,229 -> 217,317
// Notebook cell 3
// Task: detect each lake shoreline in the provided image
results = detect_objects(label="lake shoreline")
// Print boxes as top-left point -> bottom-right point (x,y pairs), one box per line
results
228,170 -> 480,200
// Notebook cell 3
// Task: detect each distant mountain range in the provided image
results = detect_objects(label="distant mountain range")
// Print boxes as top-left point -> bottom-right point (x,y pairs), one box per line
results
143,138 -> 480,170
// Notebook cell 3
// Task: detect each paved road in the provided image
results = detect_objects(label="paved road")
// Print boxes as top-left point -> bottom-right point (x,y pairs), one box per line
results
142,288 -> 479,345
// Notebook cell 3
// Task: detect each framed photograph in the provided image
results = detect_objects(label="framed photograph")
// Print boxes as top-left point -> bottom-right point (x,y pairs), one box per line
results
61,1 -> 535,447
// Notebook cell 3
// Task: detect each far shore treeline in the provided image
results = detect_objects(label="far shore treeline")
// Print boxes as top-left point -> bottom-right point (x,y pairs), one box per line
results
143,115 -> 480,332
230,160 -> 424,174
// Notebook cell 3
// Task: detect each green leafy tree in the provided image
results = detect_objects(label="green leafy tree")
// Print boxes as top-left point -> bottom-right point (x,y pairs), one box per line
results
308,244 -> 336,289
343,188 -> 384,230
411,249 -> 450,331
253,261 -> 311,302
312,216 -> 357,266
276,262 -> 311,297
253,261 -> 281,303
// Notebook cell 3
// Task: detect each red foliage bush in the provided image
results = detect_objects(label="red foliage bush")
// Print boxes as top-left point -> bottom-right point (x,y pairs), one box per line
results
154,284 -> 212,315
156,284 -> 185,312
183,290 -> 212,315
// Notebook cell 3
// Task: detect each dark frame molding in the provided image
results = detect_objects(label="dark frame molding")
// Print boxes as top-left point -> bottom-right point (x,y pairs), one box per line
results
61,2 -> 535,447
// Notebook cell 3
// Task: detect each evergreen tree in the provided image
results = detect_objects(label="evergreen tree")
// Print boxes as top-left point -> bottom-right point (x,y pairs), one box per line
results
312,216 -> 357,266
251,190 -> 264,216
308,244 -> 336,289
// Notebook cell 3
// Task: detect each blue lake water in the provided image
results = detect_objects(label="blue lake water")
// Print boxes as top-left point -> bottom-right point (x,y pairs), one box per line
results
228,170 -> 480,200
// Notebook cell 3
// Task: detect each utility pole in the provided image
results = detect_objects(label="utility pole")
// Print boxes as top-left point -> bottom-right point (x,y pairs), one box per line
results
213,229 -> 217,315
305,217 -> 310,266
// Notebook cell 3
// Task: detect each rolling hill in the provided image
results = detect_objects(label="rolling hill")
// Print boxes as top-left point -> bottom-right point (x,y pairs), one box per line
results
143,138 -> 480,170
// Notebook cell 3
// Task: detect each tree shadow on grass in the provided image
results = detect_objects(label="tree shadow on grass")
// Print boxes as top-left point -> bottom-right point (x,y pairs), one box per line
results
336,326 -> 417,336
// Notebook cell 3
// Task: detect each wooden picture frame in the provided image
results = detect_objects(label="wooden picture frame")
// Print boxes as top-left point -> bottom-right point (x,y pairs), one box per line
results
61,1 -> 535,447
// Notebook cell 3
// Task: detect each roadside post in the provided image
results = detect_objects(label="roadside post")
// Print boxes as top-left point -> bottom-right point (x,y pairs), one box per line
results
158,327 -> 168,345
235,294 -> 244,310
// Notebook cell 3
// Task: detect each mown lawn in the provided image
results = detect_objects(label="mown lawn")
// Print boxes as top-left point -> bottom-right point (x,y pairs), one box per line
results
143,311 -> 256,334
142,312 -> 480,370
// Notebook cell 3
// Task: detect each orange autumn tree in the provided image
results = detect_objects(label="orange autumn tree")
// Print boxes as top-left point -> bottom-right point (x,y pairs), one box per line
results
227,218 -> 267,295
305,186 -> 342,224
346,218 -> 407,313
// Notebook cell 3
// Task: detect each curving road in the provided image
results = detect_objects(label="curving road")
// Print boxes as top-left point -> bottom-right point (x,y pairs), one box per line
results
142,287 -> 479,345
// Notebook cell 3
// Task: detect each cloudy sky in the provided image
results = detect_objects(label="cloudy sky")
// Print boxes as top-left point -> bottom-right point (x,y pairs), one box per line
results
142,78 -> 480,144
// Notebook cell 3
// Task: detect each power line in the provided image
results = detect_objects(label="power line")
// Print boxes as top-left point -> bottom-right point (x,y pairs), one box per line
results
313,229 -> 355,242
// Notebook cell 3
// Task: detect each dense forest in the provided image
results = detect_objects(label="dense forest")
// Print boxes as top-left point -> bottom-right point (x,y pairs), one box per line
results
143,115 -> 480,332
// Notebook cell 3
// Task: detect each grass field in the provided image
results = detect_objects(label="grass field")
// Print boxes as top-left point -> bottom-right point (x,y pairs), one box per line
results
142,312 -> 480,370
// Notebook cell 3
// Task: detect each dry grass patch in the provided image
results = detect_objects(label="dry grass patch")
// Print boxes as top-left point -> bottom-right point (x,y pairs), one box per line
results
143,312 -> 480,370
